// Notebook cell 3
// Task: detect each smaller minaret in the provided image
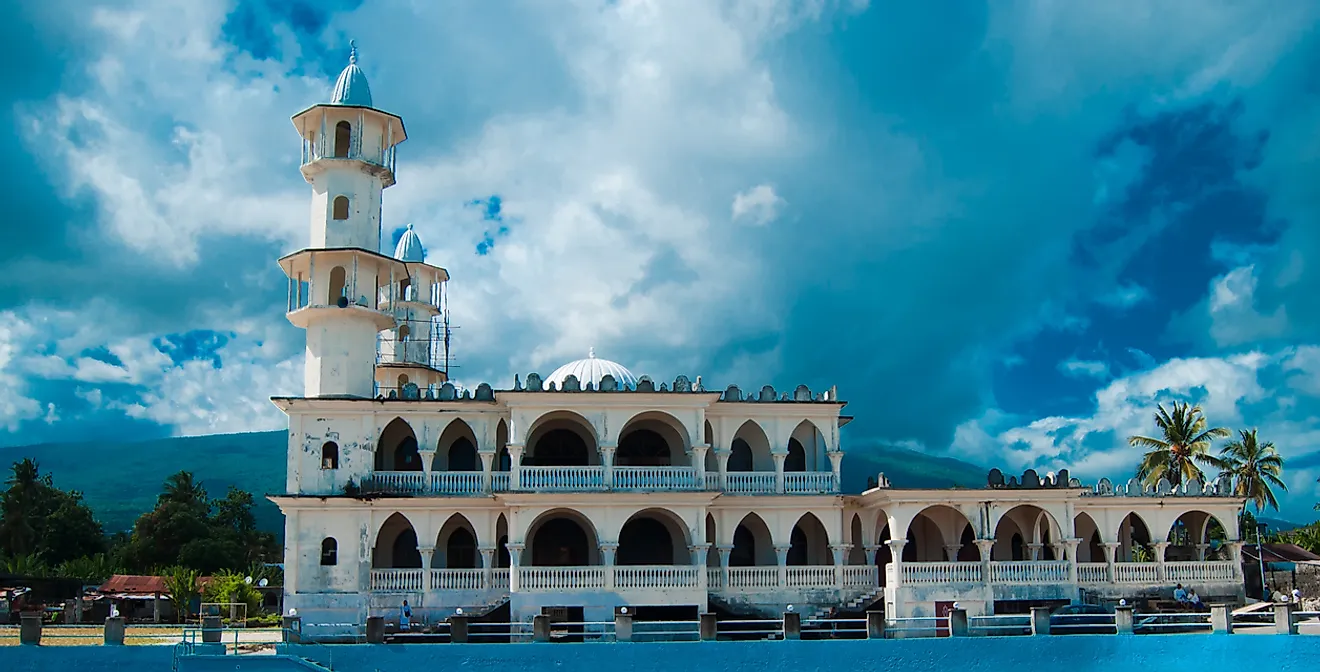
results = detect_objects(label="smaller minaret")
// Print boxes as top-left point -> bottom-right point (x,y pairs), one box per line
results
375,224 -> 450,398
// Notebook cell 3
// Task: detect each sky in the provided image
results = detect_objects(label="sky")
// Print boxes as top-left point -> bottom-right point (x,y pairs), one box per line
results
1,0 -> 1318,522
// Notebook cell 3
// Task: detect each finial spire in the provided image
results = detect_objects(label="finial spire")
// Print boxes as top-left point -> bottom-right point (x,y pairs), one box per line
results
588,347 -> 595,359
349,40 -> 358,65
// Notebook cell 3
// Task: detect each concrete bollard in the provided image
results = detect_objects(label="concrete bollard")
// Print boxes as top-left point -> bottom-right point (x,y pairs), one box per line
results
615,613 -> 633,642
19,613 -> 42,645
282,615 -> 302,644
532,615 -> 551,642
104,617 -> 126,645
1210,605 -> 1232,634
1029,606 -> 1051,635
449,615 -> 468,643
866,611 -> 886,639
366,616 -> 385,643
1273,603 -> 1296,635
699,613 -> 718,641
782,611 -> 801,640
201,615 -> 222,644
948,609 -> 969,637
1114,605 -> 1134,635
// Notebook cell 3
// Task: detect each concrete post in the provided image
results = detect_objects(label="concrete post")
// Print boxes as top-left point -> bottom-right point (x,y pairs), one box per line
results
775,545 -> 792,588
600,543 -> 619,590
782,611 -> 801,640
866,611 -> 886,639
773,453 -> 786,493
1209,605 -> 1231,634
533,614 -> 551,642
366,616 -> 385,643
949,608 -> 969,637
104,616 -> 126,645
507,444 -> 524,490
201,615 -> 222,644
1030,606 -> 1051,635
449,616 -> 469,643
153,592 -> 162,623
282,615 -> 302,643
507,543 -> 525,593
19,613 -> 41,645
1273,603 -> 1296,635
615,613 -> 633,642
699,613 -> 718,641
1114,605 -> 1134,635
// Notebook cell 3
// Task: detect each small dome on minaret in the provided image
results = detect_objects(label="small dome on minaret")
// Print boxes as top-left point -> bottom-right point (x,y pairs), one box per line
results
330,41 -> 373,107
393,224 -> 425,262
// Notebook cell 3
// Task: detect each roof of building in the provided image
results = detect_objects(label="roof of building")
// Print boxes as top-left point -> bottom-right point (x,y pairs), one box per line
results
1244,543 -> 1320,563
545,349 -> 640,390
330,41 -> 373,108
99,575 -> 169,595
393,224 -> 425,262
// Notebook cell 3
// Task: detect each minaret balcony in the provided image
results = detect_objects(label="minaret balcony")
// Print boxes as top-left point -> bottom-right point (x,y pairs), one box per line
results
300,141 -> 398,188
286,302 -> 397,331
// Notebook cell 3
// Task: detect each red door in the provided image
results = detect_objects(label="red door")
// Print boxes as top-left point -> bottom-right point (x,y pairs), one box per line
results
935,601 -> 956,637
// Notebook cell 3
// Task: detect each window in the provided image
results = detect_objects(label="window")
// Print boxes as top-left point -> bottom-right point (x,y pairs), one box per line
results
332,196 -> 350,220
321,441 -> 339,470
321,538 -> 338,566
327,267 -> 347,304
334,121 -> 351,158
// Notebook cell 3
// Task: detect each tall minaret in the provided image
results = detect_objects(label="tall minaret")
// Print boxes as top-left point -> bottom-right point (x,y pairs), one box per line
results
374,224 -> 450,398
279,42 -> 410,398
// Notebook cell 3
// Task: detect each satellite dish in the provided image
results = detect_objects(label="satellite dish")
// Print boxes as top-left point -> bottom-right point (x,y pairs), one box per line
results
245,576 -> 254,585
337,295 -> 349,308
258,578 -> 269,588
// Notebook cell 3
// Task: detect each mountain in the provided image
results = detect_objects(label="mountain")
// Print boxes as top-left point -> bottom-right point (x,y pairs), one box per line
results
0,431 -> 988,534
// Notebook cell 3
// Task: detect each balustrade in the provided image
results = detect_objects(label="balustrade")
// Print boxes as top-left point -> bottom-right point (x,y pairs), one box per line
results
520,466 -> 606,491
723,472 -> 776,494
519,566 -> 607,592
491,472 -> 511,491
363,472 -> 426,494
1113,562 -> 1160,584
430,568 -> 484,591
783,472 -> 837,494
1077,563 -> 1108,583
785,566 -> 837,588
902,562 -> 983,584
429,471 -> 483,494
726,567 -> 780,589
370,569 -> 424,592
612,467 -> 700,491
842,565 -> 879,589
988,560 -> 1069,584
1164,561 -> 1236,583
614,566 -> 701,589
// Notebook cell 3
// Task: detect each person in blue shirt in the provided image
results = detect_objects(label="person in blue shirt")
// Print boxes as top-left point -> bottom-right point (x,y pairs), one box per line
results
400,600 -> 412,632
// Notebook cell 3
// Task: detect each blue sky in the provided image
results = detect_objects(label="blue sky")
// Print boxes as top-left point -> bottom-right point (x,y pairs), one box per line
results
1,0 -> 1318,521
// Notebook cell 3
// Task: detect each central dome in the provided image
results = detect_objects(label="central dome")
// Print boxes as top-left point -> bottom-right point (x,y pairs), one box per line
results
545,349 -> 639,390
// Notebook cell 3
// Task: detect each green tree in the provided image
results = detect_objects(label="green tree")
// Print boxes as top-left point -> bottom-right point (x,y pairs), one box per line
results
163,566 -> 201,622
120,473 -> 277,573
1218,428 -> 1286,512
1128,402 -> 1231,487
0,459 -> 106,565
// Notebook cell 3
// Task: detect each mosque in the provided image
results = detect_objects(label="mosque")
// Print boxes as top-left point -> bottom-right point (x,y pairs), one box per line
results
269,46 -> 1249,640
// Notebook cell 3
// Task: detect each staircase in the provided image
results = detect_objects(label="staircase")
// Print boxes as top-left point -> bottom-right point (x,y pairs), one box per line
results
803,587 -> 884,621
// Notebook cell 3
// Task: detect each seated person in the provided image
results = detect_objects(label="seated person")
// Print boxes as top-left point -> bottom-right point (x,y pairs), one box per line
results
1173,583 -> 1188,605
1188,589 -> 1203,610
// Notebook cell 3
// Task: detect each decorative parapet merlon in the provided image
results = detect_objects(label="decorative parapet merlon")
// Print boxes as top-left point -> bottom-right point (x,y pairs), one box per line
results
987,468 -> 1080,489
1082,473 -> 1235,498
717,384 -> 842,403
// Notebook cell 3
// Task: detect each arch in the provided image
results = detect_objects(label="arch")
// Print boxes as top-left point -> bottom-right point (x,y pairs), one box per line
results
327,266 -> 347,304
375,417 -> 421,471
788,513 -> 830,565
434,418 -> 479,471
617,412 -> 689,466
526,411 -> 599,466
731,513 -> 775,566
334,120 -> 351,158
496,514 -> 510,568
787,419 -> 826,470
320,441 -> 339,470
1117,512 -> 1153,562
495,420 -> 510,471
729,420 -> 773,471
908,505 -> 977,562
436,514 -> 479,569
1165,510 -> 1228,560
525,509 -> 600,566
320,538 -> 338,566
875,521 -> 895,585
373,512 -> 422,568
618,509 -> 692,565
992,505 -> 1061,561
848,514 -> 866,564
332,195 -> 350,220
705,514 -> 719,567
398,324 -> 411,341
785,438 -> 807,472
1072,513 -> 1103,563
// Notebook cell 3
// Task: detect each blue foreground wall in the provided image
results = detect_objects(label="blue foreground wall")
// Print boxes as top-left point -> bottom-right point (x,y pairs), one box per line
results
4,636 -> 1319,672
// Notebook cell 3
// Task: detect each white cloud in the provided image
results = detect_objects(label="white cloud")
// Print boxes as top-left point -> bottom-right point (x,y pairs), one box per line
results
731,184 -> 785,225
0,313 -> 43,432
1058,358 -> 1109,379
1097,283 -> 1150,309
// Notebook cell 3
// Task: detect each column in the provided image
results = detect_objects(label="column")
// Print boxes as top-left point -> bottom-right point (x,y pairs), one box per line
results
418,547 -> 436,591
943,544 -> 962,562
506,543 -> 524,592
974,539 -> 996,584
479,452 -> 495,493
715,449 -> 731,490
507,444 -> 524,490
1102,542 -> 1121,583
479,546 -> 496,590
420,450 -> 436,492
692,544 -> 712,592
717,545 -> 733,589
600,444 -> 617,490
1226,541 -> 1244,580
827,451 -> 843,492
773,454 -> 787,493
886,539 -> 907,616
864,545 -> 881,566
1152,541 -> 1170,581
1064,537 -> 1081,584
692,443 -> 710,488
1195,543 -> 1210,561
831,544 -> 850,589
601,543 -> 619,590
1026,543 -> 1044,561
775,544 -> 792,587
1049,542 -> 1066,562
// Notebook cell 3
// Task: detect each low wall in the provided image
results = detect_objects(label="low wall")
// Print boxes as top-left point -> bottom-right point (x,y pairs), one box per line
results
5,635 -> 1319,672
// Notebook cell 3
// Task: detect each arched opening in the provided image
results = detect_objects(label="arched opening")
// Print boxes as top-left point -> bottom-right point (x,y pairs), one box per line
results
704,421 -> 718,472
848,514 -> 866,565
618,510 -> 690,565
375,418 -> 421,471
320,538 -> 338,566
321,441 -> 339,470
617,429 -> 670,466
433,419 -> 478,472
496,514 -> 510,568
372,513 -> 422,568
1073,513 -> 1103,563
788,513 -> 830,565
1166,511 -> 1227,561
327,266 -> 347,304
785,438 -> 807,472
992,505 -> 1059,561
526,413 -> 597,466
334,121 -> 351,158
875,521 -> 894,585
908,506 -> 978,562
398,324 -> 411,341
434,513 -> 479,569
729,420 -> 773,471
332,195 -> 350,220
728,439 -> 753,471
1118,512 -> 1153,562
448,438 -> 477,471
731,513 -> 775,566
706,514 -> 719,566
397,374 -> 409,389
527,511 -> 599,566
495,420 -> 510,471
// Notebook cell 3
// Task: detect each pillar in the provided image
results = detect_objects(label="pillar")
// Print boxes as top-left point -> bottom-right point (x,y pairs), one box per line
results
974,539 -> 996,579
1102,542 -> 1121,583
692,443 -> 709,486
449,615 -> 469,643
1049,542 -> 1066,562
775,545 -> 792,587
1210,605 -> 1232,634
864,545 -> 881,566
773,453 -> 787,493
692,544 -> 711,592
615,610 -> 633,642
533,614 -> 551,642
827,452 -> 843,492
104,616 -> 126,645
1029,606 -> 1050,635
866,610 -> 886,639
1274,603 -> 1296,635
943,545 -> 962,562
831,544 -> 850,587
202,615 -> 222,643
1114,605 -> 1133,635
507,444 -> 524,490
715,449 -> 731,490
1195,543 -> 1210,561
1026,543 -> 1044,561
717,545 -> 733,588
420,449 -> 436,486
949,608 -> 969,637
1064,537 -> 1081,585
600,444 -> 617,489
479,452 -> 495,493
153,593 -> 161,623
1152,541 -> 1170,581
601,542 -> 619,590
282,615 -> 302,643
479,546 -> 496,590
19,614 -> 41,645
700,613 -> 718,640
507,543 -> 524,592
1226,542 -> 1244,580
782,611 -> 801,640
886,539 -> 907,617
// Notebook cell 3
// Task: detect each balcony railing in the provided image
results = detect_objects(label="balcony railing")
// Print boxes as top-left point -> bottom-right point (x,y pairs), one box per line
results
784,472 -> 837,494
1113,562 -> 1160,584
842,565 -> 878,588
613,466 -> 700,491
614,566 -> 701,589
520,566 -> 607,592
786,566 -> 836,588
371,568 -> 511,592
988,560 -> 1069,584
902,562 -> 983,584
430,472 -> 483,494
1166,561 -> 1236,583
359,468 -> 839,495
724,472 -> 776,494
1078,562 -> 1108,583
520,466 -> 607,491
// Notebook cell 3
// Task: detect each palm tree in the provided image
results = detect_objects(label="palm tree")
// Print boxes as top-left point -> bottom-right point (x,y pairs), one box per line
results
1218,428 -> 1286,512
1128,401 -> 1230,488
160,471 -> 207,508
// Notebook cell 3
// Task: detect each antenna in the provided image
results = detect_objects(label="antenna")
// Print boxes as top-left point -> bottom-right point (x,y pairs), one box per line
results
439,281 -> 459,376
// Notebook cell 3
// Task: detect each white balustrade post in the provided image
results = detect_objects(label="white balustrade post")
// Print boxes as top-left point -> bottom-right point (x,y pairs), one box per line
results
479,452 -> 495,493
600,444 -> 617,490
601,543 -> 619,590
775,545 -> 792,587
479,547 -> 496,590
1152,541 -> 1170,581
831,544 -> 849,589
1102,543 -> 1121,583
715,449 -> 731,490
717,545 -> 733,588
507,543 -> 524,593
864,545 -> 880,566
772,454 -> 787,494
827,451 -> 843,492
692,544 -> 711,592
507,444 -> 525,490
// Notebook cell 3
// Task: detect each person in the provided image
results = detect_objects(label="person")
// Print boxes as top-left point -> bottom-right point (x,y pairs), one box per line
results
1292,587 -> 1303,604
1173,583 -> 1187,604
1189,589 -> 1203,610
400,600 -> 412,632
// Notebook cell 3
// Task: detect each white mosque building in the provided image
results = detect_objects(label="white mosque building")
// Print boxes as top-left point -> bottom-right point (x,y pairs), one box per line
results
270,47 -> 1249,639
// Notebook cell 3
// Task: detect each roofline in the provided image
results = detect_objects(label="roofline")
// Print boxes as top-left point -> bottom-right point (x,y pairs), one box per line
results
290,103 -> 407,136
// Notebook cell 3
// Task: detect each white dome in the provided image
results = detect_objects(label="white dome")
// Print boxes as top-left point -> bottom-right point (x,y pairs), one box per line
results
544,349 -> 639,390
330,42 -> 373,107
393,224 -> 425,262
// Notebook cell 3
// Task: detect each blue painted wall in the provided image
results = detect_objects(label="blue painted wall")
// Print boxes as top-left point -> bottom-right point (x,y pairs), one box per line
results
4,636 -> 1318,672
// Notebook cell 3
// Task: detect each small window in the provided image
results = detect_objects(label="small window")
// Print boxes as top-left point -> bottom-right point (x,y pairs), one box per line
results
321,538 -> 338,566
332,196 -> 350,220
334,121 -> 351,158
321,441 -> 339,470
